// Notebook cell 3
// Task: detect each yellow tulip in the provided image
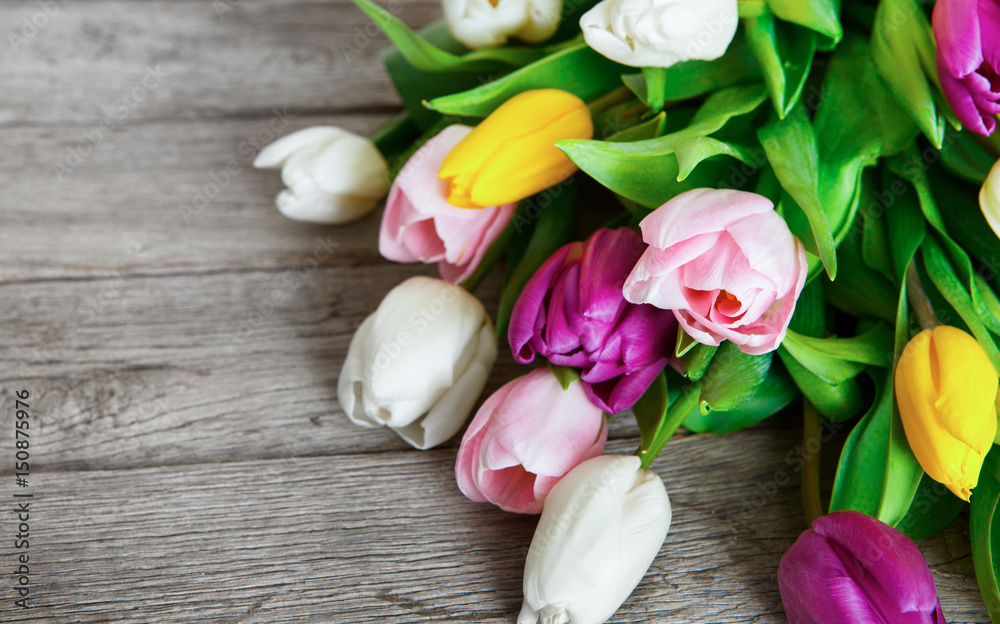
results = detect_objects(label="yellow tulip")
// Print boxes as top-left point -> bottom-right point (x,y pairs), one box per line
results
438,89 -> 594,209
895,326 -> 999,501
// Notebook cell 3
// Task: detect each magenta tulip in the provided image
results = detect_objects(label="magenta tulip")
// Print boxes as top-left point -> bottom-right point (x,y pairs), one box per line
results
622,188 -> 807,355
933,0 -> 1000,135
455,368 -> 607,514
508,228 -> 676,414
778,511 -> 948,624
378,125 -> 517,283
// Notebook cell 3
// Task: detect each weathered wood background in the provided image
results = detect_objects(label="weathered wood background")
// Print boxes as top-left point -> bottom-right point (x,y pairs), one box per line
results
0,1 -> 988,622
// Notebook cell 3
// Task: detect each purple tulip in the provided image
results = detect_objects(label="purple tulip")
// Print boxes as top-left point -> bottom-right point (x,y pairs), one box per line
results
933,0 -> 1000,136
508,228 -> 676,414
778,511 -> 948,624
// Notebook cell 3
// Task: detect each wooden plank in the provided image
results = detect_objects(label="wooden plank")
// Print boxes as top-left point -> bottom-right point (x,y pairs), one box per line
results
0,115 -> 391,281
1,0 -> 439,125
3,436 -> 985,623
0,266 -> 646,472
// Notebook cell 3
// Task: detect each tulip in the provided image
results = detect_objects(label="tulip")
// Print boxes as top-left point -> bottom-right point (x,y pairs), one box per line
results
442,0 -> 562,49
622,188 -> 807,355
455,368 -> 607,514
894,325 -> 998,501
517,455 -> 671,624
337,276 -> 497,449
379,125 -> 517,283
580,0 -> 738,68
438,89 -> 593,209
253,126 -> 390,224
980,158 -> 1000,239
509,228 -> 676,414
778,511 -> 948,624
932,0 -> 1000,136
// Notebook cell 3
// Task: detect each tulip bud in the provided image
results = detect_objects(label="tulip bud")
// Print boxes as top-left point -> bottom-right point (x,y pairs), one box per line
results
455,368 -> 607,514
517,455 -> 671,624
895,325 -> 998,501
622,188 -> 807,355
379,125 -> 517,283
932,0 -> 1000,136
509,228 -> 676,413
442,0 -> 562,49
980,159 -> 1000,240
337,276 -> 497,449
778,511 -> 948,624
438,89 -> 593,209
580,0 -> 738,68
254,126 -> 390,224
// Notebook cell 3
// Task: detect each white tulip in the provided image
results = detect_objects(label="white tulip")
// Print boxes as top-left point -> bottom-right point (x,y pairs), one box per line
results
337,276 -> 497,450
580,0 -> 738,68
253,126 -> 390,224
518,455 -> 671,624
980,159 -> 1000,240
442,0 -> 562,49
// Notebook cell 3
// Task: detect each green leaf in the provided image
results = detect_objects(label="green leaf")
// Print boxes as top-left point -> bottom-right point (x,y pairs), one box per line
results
603,108 -> 666,143
558,84 -> 768,208
813,37 -> 909,259
636,380 -> 700,469
699,341 -> 773,413
684,364 -> 798,433
829,275 -> 925,527
495,183 -> 577,338
766,0 -> 842,42
675,137 -> 757,181
971,448 -> 1000,622
426,42 -> 626,117
922,235 -> 1000,374
352,0 -> 546,72
742,7 -> 817,117
681,343 -> 718,382
788,279 -> 826,337
759,105 -> 837,278
381,23 -> 504,128
781,323 -> 894,385
634,371 -> 668,454
822,229 -> 898,323
548,363 -> 581,391
871,0 -> 946,147
369,111 -> 420,161
939,126 -> 998,184
895,474 -> 965,542
828,367 -> 923,525
884,169 -> 927,283
622,34 -> 762,105
779,349 -> 864,422
642,67 -> 667,112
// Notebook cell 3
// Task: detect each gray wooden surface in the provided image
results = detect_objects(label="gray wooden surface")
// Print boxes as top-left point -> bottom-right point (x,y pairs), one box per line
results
0,1 -> 989,622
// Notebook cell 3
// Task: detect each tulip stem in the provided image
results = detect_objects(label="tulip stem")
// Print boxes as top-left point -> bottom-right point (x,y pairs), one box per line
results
802,400 -> 824,526
905,262 -> 939,330
586,86 -> 634,115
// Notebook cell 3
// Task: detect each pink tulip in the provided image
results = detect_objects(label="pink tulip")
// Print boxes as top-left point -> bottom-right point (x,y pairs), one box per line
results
933,0 -> 1000,136
622,188 -> 807,355
455,368 -> 607,514
378,125 -> 517,283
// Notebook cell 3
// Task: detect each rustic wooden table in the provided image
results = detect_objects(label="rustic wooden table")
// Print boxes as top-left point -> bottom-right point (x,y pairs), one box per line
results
0,1 -> 989,622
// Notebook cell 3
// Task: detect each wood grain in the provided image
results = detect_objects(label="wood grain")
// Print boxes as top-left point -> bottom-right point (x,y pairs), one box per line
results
8,436 -> 988,623
0,0 -> 991,621
1,0 -> 436,125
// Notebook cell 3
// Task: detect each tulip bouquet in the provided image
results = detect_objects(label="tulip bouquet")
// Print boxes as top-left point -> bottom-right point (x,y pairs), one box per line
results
254,0 -> 1000,620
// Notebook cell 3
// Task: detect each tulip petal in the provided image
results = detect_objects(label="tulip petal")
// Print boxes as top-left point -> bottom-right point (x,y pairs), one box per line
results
980,0 -> 1000,70
578,228 -> 646,324
456,378 -> 518,503
396,320 -> 497,449
509,244 -> 578,363
638,188 -> 774,251
310,135 -> 390,198
253,126 -> 345,169
939,63 -> 995,135
623,232 -> 723,309
933,0 -> 983,77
